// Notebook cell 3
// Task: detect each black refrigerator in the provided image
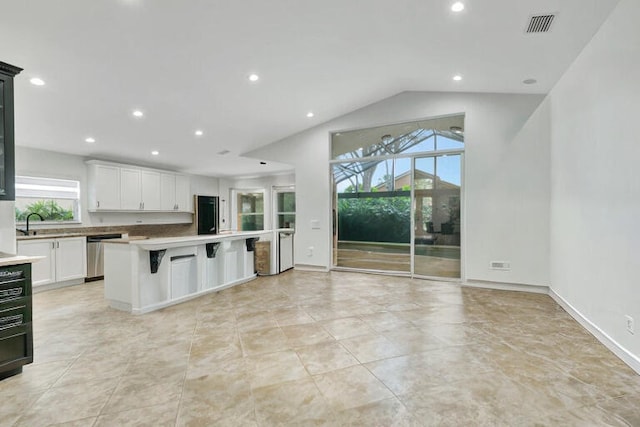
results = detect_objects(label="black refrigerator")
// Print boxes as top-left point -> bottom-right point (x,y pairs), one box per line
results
195,195 -> 219,235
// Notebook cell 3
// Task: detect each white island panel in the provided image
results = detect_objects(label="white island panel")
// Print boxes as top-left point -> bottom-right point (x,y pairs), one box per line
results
104,231 -> 271,314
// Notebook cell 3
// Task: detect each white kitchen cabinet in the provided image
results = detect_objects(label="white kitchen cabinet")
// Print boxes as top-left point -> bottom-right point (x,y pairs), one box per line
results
86,160 -> 191,213
55,237 -> 87,282
16,239 -> 56,287
17,236 -> 87,288
120,168 -> 142,210
89,164 -> 120,210
121,169 -> 162,211
161,173 -> 192,212
175,174 -> 192,212
141,170 -> 161,210
160,173 -> 177,211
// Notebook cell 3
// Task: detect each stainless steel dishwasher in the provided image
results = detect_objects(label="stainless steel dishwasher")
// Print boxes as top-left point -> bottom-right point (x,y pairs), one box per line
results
86,234 -> 122,280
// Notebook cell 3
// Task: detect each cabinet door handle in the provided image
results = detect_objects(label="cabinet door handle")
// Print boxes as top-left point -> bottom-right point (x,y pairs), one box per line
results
52,242 -> 55,249
97,201 -> 100,208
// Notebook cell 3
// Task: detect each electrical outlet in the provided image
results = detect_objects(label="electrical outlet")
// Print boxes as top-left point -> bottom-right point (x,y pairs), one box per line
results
307,246 -> 314,257
626,315 -> 634,334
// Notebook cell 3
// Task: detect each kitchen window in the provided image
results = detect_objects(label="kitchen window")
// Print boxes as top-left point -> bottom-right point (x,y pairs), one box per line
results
15,176 -> 81,223
234,190 -> 264,231
275,188 -> 295,229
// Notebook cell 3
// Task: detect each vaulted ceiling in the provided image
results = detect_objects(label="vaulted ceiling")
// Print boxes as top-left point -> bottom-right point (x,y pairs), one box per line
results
0,0 -> 619,177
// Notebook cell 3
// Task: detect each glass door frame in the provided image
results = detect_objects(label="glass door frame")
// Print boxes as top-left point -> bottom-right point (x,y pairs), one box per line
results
410,151 -> 465,281
330,147 -> 464,280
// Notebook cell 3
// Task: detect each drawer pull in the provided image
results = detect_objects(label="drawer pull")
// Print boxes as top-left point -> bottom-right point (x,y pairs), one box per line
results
0,314 -> 23,330
0,271 -> 24,282
0,288 -> 23,301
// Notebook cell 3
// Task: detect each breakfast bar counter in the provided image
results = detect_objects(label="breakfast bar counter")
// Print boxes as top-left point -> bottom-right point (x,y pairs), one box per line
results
103,231 -> 272,314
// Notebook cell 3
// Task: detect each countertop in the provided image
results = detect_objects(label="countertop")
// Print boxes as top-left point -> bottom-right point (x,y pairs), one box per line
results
16,231 -> 125,241
0,254 -> 45,267
104,236 -> 149,244
106,230 -> 272,251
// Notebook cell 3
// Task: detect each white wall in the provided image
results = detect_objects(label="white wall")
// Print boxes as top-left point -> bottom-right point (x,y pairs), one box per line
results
246,91 -> 549,285
15,146 -> 219,228
0,201 -> 16,253
218,173 -> 295,231
548,0 -> 640,362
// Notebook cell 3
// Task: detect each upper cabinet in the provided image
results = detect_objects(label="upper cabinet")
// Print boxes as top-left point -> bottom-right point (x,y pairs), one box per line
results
87,160 -> 191,212
160,173 -> 192,212
0,62 -> 22,201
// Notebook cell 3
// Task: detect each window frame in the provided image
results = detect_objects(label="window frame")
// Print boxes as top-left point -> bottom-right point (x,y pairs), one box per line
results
15,175 -> 82,225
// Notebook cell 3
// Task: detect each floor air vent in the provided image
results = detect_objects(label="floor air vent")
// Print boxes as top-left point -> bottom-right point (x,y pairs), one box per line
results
526,14 -> 555,33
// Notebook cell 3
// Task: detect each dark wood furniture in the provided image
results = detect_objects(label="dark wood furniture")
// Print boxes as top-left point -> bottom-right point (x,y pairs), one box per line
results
0,262 -> 33,380
0,61 -> 23,201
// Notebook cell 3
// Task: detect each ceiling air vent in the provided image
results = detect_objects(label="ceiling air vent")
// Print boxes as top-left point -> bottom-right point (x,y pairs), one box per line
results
526,14 -> 555,33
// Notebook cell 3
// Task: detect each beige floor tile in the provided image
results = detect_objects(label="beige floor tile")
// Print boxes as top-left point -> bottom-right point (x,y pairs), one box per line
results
9,271 -> 640,426
246,350 -> 309,389
50,417 -> 99,427
321,316 -> 375,340
101,371 -> 184,415
253,377 -> 336,425
281,323 -> 335,347
313,365 -> 394,411
54,351 -> 130,387
339,333 -> 408,364
239,326 -> 290,356
0,359 -> 73,394
14,378 -> 119,427
296,341 -> 360,375
272,307 -> 316,327
335,397 -> 421,426
95,401 -> 179,427
358,311 -> 413,332
235,310 -> 279,332
0,390 -> 44,427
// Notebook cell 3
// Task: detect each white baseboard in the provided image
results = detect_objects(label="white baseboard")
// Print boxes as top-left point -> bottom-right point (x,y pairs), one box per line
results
294,264 -> 329,272
33,278 -> 86,293
549,288 -> 640,375
464,279 -> 549,294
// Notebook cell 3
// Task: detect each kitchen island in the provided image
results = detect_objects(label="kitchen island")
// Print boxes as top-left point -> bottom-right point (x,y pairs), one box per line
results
103,231 -> 272,314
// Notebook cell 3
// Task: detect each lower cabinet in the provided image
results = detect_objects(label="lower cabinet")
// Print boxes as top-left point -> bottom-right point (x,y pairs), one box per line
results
17,237 -> 87,288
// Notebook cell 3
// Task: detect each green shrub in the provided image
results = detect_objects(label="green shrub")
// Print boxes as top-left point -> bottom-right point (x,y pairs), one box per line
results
15,200 -> 74,221
338,194 -> 410,243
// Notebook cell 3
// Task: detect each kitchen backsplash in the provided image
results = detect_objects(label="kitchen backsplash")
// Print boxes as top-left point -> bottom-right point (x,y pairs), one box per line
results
16,222 -> 196,238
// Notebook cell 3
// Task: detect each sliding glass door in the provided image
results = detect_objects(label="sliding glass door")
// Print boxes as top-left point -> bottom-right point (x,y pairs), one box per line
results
413,154 -> 461,278
330,114 -> 464,279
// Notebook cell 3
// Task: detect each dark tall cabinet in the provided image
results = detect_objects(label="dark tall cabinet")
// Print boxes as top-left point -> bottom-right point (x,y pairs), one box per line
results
0,61 -> 23,201
0,262 -> 33,380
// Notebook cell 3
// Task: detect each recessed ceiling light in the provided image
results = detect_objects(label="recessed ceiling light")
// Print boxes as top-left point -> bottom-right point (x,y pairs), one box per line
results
248,73 -> 260,82
453,75 -> 463,81
30,77 -> 45,86
451,2 -> 465,12
195,130 -> 204,136
132,110 -> 144,118
523,78 -> 538,85
306,112 -> 314,118
151,150 -> 159,156
85,137 -> 96,143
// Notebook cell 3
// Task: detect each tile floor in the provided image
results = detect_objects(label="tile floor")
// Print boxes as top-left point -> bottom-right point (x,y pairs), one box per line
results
2,270 -> 640,426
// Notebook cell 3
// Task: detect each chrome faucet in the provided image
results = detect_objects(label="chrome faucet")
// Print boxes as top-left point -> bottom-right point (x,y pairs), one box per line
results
17,212 -> 44,236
